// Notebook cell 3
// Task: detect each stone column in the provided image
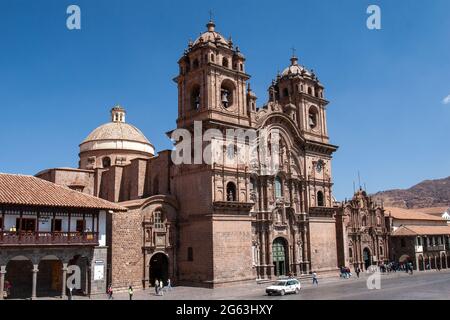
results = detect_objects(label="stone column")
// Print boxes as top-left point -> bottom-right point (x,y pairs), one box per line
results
86,264 -> 92,298
0,265 -> 6,300
31,264 -> 39,300
291,230 -> 297,276
266,230 -> 272,278
259,228 -> 266,279
302,226 -> 309,274
143,251 -> 149,288
61,263 -> 68,299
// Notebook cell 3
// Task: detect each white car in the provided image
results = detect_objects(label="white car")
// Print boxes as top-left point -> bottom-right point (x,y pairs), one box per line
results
266,279 -> 301,296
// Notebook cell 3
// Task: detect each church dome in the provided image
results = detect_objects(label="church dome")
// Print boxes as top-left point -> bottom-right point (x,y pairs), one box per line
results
192,20 -> 230,47
281,56 -> 311,77
80,106 -> 155,155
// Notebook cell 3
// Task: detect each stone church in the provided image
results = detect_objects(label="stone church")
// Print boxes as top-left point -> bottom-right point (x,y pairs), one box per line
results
37,20 -> 342,289
336,189 -> 390,270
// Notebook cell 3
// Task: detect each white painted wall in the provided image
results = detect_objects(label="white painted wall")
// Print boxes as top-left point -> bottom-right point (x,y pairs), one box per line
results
2,212 -> 98,234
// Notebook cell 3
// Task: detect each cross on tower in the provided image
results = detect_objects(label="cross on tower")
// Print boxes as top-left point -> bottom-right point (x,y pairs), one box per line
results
209,9 -> 214,22
291,46 -> 297,58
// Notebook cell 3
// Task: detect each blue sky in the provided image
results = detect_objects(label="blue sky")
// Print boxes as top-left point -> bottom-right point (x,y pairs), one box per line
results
1,0 -> 450,200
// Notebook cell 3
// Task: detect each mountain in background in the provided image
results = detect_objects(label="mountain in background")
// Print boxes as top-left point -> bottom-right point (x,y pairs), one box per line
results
372,176 -> 450,209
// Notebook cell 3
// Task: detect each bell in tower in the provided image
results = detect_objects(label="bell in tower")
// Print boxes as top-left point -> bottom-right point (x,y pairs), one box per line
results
174,19 -> 252,129
221,89 -> 229,108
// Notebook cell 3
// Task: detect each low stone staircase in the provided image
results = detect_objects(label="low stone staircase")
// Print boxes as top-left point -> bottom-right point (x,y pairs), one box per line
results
256,274 -> 314,284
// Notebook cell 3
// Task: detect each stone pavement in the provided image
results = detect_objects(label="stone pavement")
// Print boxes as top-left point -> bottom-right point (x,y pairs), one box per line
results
47,269 -> 449,301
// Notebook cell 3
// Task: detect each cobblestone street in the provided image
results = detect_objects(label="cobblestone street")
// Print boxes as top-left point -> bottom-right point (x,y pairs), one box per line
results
39,269 -> 450,301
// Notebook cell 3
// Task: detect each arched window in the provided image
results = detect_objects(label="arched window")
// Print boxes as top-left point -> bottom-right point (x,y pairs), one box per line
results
221,80 -> 235,108
226,182 -> 236,201
211,54 -> 215,62
283,88 -> 289,98
308,107 -> 318,129
349,248 -> 353,258
317,191 -> 324,206
153,211 -> 164,229
222,57 -> 229,68
226,143 -> 235,160
379,246 -> 383,256
102,157 -> 111,168
190,85 -> 201,110
250,177 -> 258,198
193,59 -> 199,69
307,87 -> 312,95
275,177 -> 282,199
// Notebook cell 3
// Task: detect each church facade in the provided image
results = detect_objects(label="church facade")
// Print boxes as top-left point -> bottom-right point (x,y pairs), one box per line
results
37,20 -> 341,290
336,189 -> 390,270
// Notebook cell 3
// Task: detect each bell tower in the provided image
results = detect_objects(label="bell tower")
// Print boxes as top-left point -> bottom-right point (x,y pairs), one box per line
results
272,54 -> 329,144
174,19 -> 252,129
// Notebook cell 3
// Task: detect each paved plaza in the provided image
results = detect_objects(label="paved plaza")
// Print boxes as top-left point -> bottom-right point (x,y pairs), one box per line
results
33,269 -> 450,301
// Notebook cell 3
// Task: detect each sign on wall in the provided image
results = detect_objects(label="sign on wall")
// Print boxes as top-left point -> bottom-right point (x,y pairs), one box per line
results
94,262 -> 104,281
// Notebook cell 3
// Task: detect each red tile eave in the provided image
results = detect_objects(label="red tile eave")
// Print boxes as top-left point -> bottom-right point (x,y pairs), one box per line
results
0,202 -> 126,213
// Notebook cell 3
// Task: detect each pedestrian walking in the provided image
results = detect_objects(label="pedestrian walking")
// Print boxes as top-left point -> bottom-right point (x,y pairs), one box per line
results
167,278 -> 172,291
159,279 -> 164,296
128,286 -> 134,300
155,279 -> 160,295
107,284 -> 113,300
312,271 -> 318,286
356,267 -> 361,278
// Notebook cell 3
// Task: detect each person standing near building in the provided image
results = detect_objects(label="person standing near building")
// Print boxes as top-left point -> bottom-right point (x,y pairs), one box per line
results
312,272 -> 318,286
159,279 -> 164,296
107,284 -> 113,300
356,266 -> 361,278
155,279 -> 159,296
128,286 -> 133,300
167,278 -> 172,291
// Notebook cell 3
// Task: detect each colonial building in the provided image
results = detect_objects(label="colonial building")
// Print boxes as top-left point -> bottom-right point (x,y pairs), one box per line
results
0,173 -> 125,299
36,20 -> 340,290
336,189 -> 390,270
386,207 -> 450,271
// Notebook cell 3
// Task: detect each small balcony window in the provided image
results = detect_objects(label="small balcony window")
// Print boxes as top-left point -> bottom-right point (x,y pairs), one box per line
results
154,211 -> 164,230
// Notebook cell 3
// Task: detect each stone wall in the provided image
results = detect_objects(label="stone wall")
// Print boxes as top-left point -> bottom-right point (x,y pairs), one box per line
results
309,216 -> 338,273
211,217 -> 254,287
108,208 -> 143,291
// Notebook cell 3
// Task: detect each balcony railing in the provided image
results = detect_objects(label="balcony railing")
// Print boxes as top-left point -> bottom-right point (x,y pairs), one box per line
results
424,245 -> 446,252
0,231 -> 99,246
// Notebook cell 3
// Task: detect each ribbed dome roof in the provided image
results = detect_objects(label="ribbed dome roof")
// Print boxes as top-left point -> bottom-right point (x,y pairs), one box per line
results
80,106 -> 154,155
192,21 -> 229,47
281,56 -> 311,77
82,122 -> 150,144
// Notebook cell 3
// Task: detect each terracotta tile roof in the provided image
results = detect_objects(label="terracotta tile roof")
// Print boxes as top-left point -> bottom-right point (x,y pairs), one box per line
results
392,225 -> 450,237
385,207 -> 444,221
0,173 -> 126,211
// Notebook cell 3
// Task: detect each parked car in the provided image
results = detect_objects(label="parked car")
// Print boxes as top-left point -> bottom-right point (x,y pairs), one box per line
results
266,279 -> 301,296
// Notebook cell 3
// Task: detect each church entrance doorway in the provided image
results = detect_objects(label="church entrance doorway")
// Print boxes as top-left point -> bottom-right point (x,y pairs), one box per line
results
363,248 -> 372,270
272,238 -> 288,277
149,253 -> 169,286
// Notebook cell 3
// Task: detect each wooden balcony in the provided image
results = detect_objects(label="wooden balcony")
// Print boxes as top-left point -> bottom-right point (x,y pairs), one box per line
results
424,245 -> 446,252
0,231 -> 99,246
